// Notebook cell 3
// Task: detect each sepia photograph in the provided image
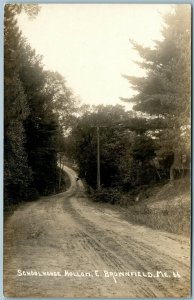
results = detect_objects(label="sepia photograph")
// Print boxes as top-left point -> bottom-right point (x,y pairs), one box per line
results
4,3 -> 191,298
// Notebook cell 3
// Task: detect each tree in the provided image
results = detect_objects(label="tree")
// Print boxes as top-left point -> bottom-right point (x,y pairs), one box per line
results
67,105 -> 133,189
43,71 -> 77,131
18,44 -> 78,195
18,43 -> 58,195
4,3 -> 76,201
4,5 -> 34,203
122,5 -> 191,180
43,71 -> 78,191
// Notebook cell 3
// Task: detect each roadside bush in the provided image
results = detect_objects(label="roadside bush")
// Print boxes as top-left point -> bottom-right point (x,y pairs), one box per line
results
93,188 -> 122,204
24,187 -> 40,201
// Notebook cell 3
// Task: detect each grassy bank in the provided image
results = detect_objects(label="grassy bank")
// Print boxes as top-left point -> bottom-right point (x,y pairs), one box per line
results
129,179 -> 190,237
92,178 -> 191,237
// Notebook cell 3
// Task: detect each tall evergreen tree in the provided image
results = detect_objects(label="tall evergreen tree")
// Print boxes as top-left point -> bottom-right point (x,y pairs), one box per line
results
4,5 -> 32,203
122,5 -> 191,180
4,4 -> 76,201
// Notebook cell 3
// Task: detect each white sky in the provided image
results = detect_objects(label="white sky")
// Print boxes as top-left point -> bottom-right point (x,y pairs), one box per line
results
17,4 -> 172,107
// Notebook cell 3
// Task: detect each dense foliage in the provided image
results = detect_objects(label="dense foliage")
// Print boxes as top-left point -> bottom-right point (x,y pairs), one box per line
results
122,5 -> 191,180
66,105 -> 161,193
66,5 -> 191,203
4,4 -> 76,204
4,4 -> 191,207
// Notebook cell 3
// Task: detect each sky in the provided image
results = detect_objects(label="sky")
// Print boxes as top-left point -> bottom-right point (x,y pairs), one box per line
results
17,4 -> 172,107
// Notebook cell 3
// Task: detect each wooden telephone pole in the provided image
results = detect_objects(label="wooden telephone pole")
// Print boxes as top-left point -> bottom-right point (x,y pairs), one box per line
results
91,125 -> 106,190
96,126 -> 101,190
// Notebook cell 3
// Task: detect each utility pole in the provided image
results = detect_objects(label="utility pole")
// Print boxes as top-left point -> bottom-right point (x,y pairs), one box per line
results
58,152 -> 62,191
96,126 -> 101,190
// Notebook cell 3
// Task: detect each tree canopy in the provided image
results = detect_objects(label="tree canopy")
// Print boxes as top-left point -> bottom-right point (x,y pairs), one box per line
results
4,4 -> 191,207
4,4 -> 77,203
122,5 -> 191,180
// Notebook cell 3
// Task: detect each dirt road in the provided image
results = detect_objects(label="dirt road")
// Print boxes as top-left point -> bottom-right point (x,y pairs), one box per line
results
4,166 -> 190,298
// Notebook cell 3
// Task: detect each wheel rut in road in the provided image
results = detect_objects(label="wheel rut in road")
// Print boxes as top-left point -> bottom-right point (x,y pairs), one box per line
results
63,193 -> 188,298
3,165 -> 190,298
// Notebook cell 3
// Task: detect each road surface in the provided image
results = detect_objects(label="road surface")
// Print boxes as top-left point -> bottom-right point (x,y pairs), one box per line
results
4,166 -> 190,297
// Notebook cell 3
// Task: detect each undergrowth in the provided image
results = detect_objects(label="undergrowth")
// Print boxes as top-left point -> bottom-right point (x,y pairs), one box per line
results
91,177 -> 190,237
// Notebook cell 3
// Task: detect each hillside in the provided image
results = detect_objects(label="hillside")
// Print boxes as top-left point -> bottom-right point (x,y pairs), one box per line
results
116,178 -> 190,237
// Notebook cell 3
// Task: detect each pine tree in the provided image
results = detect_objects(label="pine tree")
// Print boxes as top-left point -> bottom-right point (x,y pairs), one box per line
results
4,5 -> 32,203
122,5 -> 191,180
4,4 -> 76,200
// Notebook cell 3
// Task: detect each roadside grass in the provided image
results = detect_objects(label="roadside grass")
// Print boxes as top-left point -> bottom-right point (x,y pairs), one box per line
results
123,178 -> 191,237
124,200 -> 190,237
91,177 -> 191,237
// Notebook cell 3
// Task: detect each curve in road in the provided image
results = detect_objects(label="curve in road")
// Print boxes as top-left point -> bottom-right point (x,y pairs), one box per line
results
3,165 -> 190,297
